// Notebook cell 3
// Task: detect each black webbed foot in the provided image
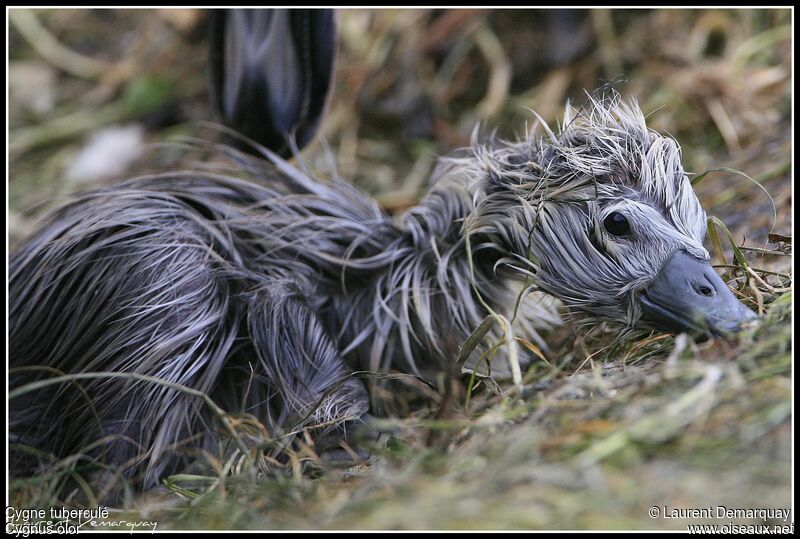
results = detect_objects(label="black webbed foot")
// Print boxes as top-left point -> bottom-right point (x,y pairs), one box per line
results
316,413 -> 388,467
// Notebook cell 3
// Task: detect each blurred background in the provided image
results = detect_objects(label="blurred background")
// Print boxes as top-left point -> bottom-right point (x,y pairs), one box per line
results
9,9 -> 792,256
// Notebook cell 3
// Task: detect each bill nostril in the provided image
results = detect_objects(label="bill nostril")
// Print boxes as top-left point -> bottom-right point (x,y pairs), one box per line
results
692,282 -> 715,297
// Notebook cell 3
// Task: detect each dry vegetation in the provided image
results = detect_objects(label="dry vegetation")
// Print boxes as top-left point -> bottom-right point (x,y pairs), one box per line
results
7,8 -> 792,531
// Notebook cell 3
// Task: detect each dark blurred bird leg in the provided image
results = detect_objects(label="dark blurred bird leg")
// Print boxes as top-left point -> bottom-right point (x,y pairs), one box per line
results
208,8 -> 336,156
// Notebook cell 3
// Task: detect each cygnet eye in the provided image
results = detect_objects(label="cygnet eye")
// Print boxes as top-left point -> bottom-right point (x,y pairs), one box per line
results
603,211 -> 631,237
